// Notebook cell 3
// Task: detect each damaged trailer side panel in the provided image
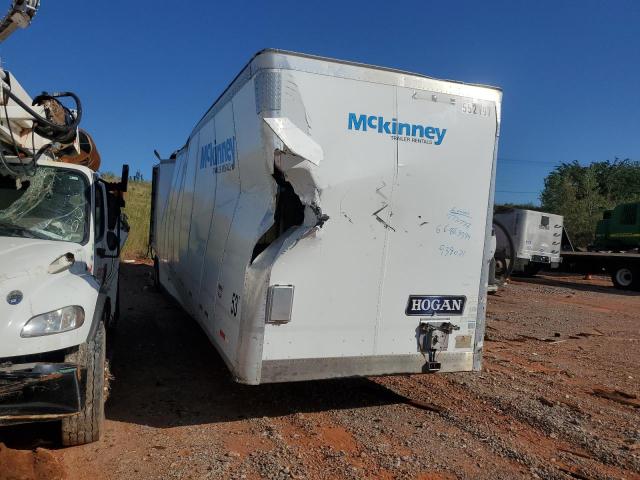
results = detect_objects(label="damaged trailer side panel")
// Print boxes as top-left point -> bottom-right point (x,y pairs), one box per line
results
151,50 -> 502,385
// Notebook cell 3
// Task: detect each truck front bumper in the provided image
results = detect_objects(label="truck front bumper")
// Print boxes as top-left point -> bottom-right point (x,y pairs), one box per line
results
0,362 -> 84,424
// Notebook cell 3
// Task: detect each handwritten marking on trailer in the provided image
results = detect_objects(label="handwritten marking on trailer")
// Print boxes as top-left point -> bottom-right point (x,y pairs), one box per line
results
436,208 -> 472,257
447,208 -> 472,229
436,224 -> 471,241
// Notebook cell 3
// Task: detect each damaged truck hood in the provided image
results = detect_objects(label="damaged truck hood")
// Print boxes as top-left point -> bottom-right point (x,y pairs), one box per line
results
0,237 -> 80,282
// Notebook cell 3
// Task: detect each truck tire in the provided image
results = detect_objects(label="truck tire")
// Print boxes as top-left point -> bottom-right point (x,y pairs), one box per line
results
61,321 -> 106,446
611,266 -> 637,290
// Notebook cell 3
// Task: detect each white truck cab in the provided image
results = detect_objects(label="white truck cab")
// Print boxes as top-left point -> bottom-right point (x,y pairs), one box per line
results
0,160 -> 128,446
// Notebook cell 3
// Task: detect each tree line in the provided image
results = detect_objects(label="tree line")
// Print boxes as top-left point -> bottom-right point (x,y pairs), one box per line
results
539,159 -> 640,247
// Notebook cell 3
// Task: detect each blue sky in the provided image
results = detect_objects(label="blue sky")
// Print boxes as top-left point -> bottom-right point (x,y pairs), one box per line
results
0,0 -> 638,204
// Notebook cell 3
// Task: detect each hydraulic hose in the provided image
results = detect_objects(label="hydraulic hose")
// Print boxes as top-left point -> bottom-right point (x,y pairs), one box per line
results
1,86 -> 82,141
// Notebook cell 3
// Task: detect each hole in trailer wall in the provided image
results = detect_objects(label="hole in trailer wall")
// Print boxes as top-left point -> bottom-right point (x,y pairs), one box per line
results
251,168 -> 305,262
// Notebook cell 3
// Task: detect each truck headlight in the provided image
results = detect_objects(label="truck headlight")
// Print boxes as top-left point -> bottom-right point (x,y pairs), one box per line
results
20,306 -> 85,338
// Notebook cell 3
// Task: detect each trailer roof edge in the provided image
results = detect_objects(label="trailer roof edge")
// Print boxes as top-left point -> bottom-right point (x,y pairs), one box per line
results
189,48 -> 502,141
256,48 -> 502,92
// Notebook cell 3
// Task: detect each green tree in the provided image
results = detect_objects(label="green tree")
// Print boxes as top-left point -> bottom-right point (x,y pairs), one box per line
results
540,159 -> 640,247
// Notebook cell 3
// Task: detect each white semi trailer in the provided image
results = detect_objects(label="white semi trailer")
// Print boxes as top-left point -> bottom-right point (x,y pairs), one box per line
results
494,208 -> 563,275
151,50 -> 502,384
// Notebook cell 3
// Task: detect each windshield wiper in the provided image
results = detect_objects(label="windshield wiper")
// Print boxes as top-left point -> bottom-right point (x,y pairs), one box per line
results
0,221 -> 50,240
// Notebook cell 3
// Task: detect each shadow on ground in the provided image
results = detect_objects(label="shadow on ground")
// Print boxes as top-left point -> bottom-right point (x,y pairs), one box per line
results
106,263 -> 401,429
1,263 -> 402,448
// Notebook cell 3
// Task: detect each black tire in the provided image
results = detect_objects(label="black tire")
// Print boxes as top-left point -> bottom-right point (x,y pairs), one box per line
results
61,321 -> 106,446
611,265 -> 638,290
492,219 -> 515,284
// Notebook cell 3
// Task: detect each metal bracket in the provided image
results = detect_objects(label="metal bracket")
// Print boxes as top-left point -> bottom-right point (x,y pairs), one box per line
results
0,0 -> 40,42
418,322 -> 460,372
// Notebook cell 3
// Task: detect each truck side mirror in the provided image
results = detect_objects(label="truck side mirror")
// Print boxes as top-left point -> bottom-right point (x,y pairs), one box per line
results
120,164 -> 129,193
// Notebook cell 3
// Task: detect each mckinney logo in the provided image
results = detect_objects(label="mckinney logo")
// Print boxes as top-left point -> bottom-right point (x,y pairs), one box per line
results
405,295 -> 466,316
348,113 -> 447,145
200,135 -> 236,172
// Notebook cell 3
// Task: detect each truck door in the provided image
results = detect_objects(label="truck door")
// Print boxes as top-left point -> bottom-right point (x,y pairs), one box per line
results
95,182 -> 121,300
93,182 -> 109,288
376,87 -> 498,356
262,74 -> 397,361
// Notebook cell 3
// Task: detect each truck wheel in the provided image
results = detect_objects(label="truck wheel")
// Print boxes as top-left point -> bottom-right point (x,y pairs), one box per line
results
611,266 -> 636,290
61,321 -> 106,446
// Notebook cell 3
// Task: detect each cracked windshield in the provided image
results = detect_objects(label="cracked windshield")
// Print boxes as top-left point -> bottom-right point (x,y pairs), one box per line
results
0,167 -> 88,243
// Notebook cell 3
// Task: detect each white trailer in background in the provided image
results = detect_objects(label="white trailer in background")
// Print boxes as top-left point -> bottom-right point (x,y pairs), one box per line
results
150,50 -> 502,384
494,208 -> 563,275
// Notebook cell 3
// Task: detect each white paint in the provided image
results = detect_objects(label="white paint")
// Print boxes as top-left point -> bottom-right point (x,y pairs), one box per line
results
494,209 -> 564,270
263,117 -> 323,166
151,50 -> 502,384
0,160 -> 123,357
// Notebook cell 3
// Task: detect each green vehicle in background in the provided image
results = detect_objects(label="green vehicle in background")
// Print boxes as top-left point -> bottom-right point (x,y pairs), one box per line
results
593,202 -> 640,250
561,201 -> 640,290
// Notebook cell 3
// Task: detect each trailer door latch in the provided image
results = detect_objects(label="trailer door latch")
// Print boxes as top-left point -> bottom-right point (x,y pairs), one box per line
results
418,322 -> 460,373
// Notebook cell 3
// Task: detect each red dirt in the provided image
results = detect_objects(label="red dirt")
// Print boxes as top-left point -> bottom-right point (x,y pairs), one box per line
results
1,267 -> 638,479
0,443 -> 65,480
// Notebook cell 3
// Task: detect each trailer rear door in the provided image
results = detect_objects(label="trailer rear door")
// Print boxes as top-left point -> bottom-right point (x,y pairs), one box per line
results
376,88 -> 498,355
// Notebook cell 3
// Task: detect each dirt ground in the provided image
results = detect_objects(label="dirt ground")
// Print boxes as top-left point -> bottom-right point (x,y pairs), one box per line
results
1,264 -> 638,480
